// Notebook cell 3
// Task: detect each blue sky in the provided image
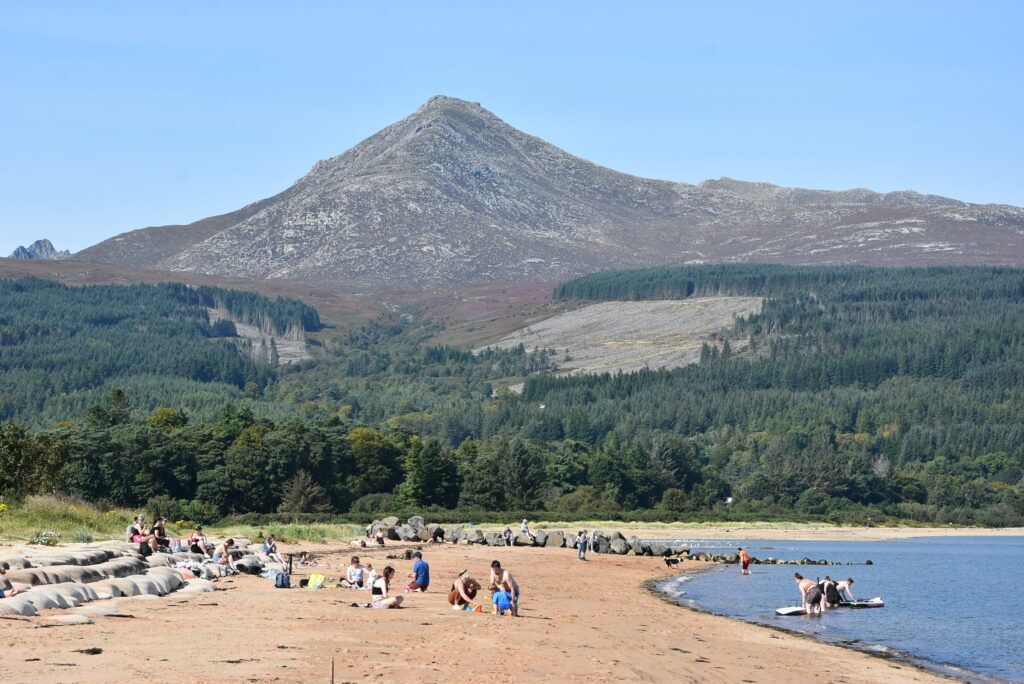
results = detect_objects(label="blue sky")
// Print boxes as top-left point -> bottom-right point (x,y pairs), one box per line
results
1,1 -> 1021,255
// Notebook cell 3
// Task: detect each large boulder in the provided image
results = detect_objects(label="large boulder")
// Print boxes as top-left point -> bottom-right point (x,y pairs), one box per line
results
407,516 -> 426,529
427,524 -> 445,541
545,531 -> 565,548
416,528 -> 432,542
648,543 -> 670,557
444,525 -> 464,542
397,525 -> 420,542
483,532 -> 503,546
609,539 -> 629,555
386,526 -> 401,541
533,530 -> 549,546
381,516 -> 400,528
626,536 -> 644,554
609,530 -> 625,542
513,534 -> 535,547
466,529 -> 485,544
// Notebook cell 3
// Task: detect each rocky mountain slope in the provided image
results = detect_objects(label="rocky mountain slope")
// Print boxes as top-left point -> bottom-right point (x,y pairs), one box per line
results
9,239 -> 70,260
77,96 -> 1024,291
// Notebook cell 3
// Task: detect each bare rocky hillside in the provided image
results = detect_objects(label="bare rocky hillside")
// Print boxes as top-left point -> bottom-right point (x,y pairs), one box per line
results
480,297 -> 763,383
77,96 -> 1024,291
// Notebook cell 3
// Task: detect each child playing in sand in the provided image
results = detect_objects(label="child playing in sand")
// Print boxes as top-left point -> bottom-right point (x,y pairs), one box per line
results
491,585 -> 513,615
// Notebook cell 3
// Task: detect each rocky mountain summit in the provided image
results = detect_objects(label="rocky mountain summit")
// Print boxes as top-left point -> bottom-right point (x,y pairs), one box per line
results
9,239 -> 71,261
77,96 -> 1024,291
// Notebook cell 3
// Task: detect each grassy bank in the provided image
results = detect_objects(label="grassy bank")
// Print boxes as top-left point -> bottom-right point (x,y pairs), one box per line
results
0,496 -> 363,545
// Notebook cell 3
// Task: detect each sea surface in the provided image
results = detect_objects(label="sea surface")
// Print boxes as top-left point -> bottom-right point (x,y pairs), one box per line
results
654,536 -> 1023,682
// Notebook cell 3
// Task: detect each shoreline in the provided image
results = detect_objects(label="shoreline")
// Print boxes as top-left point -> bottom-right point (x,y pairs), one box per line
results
0,539 -> 954,683
647,567 -> 984,684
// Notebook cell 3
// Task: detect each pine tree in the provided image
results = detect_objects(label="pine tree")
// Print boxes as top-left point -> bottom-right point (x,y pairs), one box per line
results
278,470 -> 333,513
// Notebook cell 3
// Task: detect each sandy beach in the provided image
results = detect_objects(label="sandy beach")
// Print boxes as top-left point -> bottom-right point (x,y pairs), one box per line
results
0,538 -> 950,683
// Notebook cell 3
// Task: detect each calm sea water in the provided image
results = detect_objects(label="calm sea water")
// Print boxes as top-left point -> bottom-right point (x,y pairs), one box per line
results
654,536 -> 1024,682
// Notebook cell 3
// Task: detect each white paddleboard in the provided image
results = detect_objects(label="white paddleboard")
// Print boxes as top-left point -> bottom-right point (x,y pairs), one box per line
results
775,605 -> 807,616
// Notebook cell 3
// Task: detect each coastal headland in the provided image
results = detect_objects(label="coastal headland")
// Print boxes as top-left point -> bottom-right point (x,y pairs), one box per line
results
0,526 -> 971,683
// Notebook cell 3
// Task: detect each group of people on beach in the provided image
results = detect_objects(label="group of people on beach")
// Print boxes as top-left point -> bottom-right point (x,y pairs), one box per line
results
124,515 -> 169,554
795,573 -> 856,614
335,551 -> 520,615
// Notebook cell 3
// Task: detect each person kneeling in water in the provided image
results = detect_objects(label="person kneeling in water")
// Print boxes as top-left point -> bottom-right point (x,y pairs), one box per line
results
795,573 -> 823,615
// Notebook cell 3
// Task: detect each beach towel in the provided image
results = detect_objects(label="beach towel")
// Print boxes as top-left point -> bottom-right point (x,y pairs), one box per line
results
307,573 -> 326,591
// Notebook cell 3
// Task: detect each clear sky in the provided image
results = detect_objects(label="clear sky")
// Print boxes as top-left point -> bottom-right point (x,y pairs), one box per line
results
1,1 -> 1021,256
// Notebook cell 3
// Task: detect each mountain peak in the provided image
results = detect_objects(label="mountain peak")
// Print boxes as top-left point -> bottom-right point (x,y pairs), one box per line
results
76,98 -> 1024,291
9,239 -> 71,261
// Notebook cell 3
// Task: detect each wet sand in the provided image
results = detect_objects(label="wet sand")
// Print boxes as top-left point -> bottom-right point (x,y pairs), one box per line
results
0,540 -> 947,683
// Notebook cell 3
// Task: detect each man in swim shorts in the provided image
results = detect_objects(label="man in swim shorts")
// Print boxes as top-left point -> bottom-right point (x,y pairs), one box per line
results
795,573 -> 823,615
490,560 -> 520,617
738,547 -> 751,575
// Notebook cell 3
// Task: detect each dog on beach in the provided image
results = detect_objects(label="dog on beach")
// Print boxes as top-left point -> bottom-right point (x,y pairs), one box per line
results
664,558 -> 681,567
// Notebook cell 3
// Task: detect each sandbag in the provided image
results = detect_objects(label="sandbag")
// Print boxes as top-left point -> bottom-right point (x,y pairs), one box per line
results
103,577 -> 142,597
0,556 -> 31,570
176,579 -> 216,595
146,553 -> 176,567
129,576 -> 166,596
75,601 -> 123,617
45,614 -> 93,625
3,568 -> 45,587
20,588 -> 65,610
0,596 -> 39,616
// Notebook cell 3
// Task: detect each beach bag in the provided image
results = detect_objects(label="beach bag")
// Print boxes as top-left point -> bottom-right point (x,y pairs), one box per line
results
170,539 -> 182,553
307,573 -> 326,591
274,572 -> 291,589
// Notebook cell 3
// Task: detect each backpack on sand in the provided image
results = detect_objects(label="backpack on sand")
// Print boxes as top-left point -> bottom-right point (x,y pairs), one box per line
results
275,572 -> 291,589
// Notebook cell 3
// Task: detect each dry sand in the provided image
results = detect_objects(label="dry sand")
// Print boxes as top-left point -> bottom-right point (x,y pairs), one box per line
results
0,540 -> 949,683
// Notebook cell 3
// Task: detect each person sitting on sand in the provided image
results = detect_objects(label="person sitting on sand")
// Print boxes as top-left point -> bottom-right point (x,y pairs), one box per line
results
448,570 -> 481,611
489,560 -> 520,617
0,561 -> 22,598
367,566 -> 403,609
738,547 -> 751,575
149,517 -> 170,552
795,573 -> 823,615
188,525 -> 211,556
836,577 -> 856,602
125,515 -> 143,543
820,576 -> 842,607
576,530 -> 587,561
341,556 -> 365,589
374,528 -> 385,546
263,535 -> 285,564
212,539 -> 236,569
365,563 -> 377,588
405,551 -> 430,592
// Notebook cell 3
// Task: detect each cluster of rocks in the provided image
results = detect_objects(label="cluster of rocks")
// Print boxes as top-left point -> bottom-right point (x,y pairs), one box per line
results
365,519 -> 682,556
364,518 -> 864,567
0,538 -> 266,618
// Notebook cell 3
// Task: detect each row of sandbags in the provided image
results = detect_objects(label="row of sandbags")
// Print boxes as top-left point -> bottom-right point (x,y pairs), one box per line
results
0,568 -> 216,617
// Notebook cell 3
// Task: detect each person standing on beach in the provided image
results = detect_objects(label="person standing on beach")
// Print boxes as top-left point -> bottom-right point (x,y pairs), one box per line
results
490,560 -> 520,617
795,573 -> 823,615
405,551 -> 430,592
738,547 -> 751,575
576,530 -> 587,561
502,526 -> 513,546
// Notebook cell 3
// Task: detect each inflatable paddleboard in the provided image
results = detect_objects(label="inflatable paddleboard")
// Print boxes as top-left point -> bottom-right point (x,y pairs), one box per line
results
838,597 -> 884,608
776,597 -> 884,615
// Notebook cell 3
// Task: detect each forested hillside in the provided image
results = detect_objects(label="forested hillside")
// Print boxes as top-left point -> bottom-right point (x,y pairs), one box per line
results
0,278 -> 318,421
2,266 -> 1023,526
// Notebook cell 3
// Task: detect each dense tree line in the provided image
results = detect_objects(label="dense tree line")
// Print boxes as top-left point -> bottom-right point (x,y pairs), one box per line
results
2,266 -> 1023,525
0,278 -> 317,421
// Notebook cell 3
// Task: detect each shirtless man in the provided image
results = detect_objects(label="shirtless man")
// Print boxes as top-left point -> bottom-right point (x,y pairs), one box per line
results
795,573 -> 823,615
489,560 -> 520,617
738,547 -> 751,575
836,577 -> 856,602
